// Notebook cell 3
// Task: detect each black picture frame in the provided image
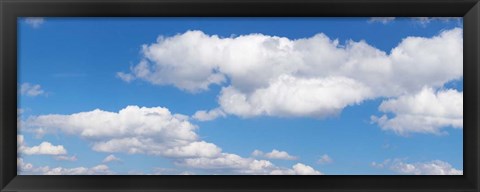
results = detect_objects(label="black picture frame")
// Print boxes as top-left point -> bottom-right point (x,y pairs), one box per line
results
1,0 -> 479,191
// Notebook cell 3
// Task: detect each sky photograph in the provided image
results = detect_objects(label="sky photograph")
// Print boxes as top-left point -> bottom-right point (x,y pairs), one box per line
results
17,17 -> 463,175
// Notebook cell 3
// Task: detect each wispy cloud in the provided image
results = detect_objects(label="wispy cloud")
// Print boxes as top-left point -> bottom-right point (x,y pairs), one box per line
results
103,154 -> 121,163
317,154 -> 333,164
412,17 -> 461,27
19,83 -> 45,97
372,159 -> 462,175
116,72 -> 135,82
54,155 -> 78,161
192,108 -> 226,121
368,17 -> 395,24
25,17 -> 45,28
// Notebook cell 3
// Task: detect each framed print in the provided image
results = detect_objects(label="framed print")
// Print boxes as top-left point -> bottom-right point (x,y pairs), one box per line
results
1,0 -> 479,191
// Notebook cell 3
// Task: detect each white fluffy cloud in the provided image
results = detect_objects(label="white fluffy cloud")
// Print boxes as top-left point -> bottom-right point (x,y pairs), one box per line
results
264,150 -> 298,160
25,106 -> 221,158
20,83 -> 45,97
43,164 -> 112,175
120,28 -> 462,120
21,142 -> 67,155
176,153 -> 320,175
251,149 -> 298,160
21,162 -> 112,175
18,135 -> 67,155
371,87 -> 462,135
17,158 -> 33,171
24,105 -> 323,175
18,157 -> 111,175
372,159 -> 462,175
219,75 -> 373,118
102,154 -> 121,163
317,154 -> 333,164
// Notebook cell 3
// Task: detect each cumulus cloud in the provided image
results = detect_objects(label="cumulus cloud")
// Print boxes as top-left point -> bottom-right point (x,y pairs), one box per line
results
17,158 -> 33,172
18,135 -> 67,155
102,154 -> 121,163
21,142 -> 67,155
219,75 -> 373,118
372,159 -> 462,175
19,83 -> 45,96
176,153 -> 320,175
24,106 -> 221,158
18,157 -> 112,175
371,87 -> 462,135
43,164 -> 112,175
264,150 -> 298,160
119,28 -> 462,120
317,154 -> 333,164
368,17 -> 396,24
252,149 -> 298,160
23,105 -> 322,175
25,17 -> 45,28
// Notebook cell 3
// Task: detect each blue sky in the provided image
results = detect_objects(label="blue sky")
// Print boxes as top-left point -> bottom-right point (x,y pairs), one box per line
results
17,17 -> 463,175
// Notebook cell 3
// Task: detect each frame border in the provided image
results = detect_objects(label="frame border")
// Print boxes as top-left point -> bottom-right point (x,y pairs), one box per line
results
1,0 -> 479,191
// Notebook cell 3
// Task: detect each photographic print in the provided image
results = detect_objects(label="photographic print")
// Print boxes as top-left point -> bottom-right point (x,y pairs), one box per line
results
17,17 -> 463,175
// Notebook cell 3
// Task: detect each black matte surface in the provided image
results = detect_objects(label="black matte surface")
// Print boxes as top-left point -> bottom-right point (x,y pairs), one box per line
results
464,2 -> 480,189
1,0 -> 479,192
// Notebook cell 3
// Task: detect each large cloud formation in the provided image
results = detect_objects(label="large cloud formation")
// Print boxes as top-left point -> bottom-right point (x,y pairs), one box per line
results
25,106 -> 219,158
118,29 -> 462,134
24,106 -> 321,175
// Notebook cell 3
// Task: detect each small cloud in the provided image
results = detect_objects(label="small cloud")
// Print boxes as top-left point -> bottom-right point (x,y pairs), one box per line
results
20,141 -> 67,155
192,108 -> 226,121
251,149 -> 264,157
20,83 -> 45,97
368,17 -> 396,24
317,154 -> 333,164
116,72 -> 135,82
252,149 -> 298,160
25,17 -> 45,28
102,154 -> 121,163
